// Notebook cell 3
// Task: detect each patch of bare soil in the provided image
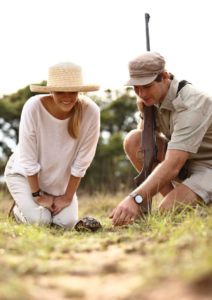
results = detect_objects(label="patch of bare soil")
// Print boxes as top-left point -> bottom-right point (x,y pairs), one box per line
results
127,276 -> 212,300
27,248 -> 141,300
25,249 -> 212,300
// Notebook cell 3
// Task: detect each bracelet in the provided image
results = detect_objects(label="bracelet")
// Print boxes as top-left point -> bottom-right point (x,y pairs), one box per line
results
32,189 -> 45,197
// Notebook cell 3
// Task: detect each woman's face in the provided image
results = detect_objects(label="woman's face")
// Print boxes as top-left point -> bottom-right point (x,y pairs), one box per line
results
51,92 -> 79,113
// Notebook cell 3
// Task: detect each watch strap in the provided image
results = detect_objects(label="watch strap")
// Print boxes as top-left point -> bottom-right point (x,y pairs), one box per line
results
32,189 -> 43,197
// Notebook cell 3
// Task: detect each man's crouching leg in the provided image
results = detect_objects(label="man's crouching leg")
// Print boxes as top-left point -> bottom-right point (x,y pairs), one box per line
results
158,183 -> 201,212
123,129 -> 144,172
123,129 -> 174,196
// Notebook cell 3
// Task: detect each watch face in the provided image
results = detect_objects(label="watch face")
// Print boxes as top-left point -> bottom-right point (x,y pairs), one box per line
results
39,190 -> 45,197
135,195 -> 143,204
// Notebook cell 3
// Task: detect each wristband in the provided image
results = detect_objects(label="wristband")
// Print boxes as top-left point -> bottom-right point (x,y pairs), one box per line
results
32,189 -> 45,197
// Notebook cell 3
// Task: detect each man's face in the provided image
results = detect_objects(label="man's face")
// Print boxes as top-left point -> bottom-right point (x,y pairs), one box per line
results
133,76 -> 168,107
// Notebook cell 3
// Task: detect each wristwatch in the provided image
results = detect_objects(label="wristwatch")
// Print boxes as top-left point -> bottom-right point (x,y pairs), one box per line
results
32,189 -> 45,197
129,192 -> 143,205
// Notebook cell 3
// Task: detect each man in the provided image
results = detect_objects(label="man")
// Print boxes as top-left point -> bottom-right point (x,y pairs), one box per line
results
110,51 -> 212,226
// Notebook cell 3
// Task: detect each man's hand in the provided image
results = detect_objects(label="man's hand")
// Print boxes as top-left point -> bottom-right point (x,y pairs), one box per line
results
109,196 -> 141,226
34,194 -> 54,212
52,195 -> 71,216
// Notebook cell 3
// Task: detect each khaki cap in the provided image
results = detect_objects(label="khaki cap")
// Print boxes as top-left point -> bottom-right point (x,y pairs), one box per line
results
126,52 -> 165,86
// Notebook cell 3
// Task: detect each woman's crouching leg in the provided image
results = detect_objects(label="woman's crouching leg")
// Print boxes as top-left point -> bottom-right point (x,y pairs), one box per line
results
5,172 -> 52,225
12,204 -> 52,225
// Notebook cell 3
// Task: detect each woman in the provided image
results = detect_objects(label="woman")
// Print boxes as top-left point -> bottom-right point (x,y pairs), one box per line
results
4,62 -> 100,228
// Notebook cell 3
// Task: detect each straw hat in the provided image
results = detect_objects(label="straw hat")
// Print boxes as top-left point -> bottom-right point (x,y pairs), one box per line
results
30,62 -> 99,93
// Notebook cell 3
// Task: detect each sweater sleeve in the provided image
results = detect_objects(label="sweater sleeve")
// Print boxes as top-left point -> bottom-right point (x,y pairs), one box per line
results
18,98 -> 41,176
70,102 -> 100,177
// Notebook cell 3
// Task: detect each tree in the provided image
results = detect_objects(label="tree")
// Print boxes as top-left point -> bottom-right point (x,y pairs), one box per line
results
81,88 -> 138,192
0,83 -> 45,162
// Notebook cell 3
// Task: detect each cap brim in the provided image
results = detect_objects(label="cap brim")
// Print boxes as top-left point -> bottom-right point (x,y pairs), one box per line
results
125,74 -> 158,86
30,84 -> 100,93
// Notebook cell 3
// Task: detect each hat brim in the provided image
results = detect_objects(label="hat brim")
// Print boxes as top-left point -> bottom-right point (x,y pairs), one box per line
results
30,84 -> 100,93
125,74 -> 158,86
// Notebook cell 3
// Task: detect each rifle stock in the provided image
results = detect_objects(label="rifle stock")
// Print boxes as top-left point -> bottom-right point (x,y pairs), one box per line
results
134,108 -> 156,187
133,106 -> 157,213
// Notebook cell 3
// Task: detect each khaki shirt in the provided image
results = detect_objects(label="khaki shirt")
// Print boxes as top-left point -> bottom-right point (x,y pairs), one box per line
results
156,78 -> 212,167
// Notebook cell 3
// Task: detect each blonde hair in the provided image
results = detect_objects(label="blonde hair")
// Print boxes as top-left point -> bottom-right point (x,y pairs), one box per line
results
67,98 -> 83,138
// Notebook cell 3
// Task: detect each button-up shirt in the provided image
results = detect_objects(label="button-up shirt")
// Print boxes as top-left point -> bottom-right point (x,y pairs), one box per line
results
156,78 -> 212,167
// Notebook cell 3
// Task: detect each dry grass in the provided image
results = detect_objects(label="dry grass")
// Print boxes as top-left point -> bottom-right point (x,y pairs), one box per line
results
0,188 -> 212,300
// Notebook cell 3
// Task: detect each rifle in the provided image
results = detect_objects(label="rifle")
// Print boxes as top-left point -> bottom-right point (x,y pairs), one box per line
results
133,13 -> 157,214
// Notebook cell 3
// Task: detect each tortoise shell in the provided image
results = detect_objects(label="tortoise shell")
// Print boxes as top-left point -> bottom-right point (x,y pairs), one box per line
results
74,216 -> 102,232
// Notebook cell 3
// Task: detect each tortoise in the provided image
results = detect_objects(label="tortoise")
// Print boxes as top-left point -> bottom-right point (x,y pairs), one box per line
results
74,216 -> 102,232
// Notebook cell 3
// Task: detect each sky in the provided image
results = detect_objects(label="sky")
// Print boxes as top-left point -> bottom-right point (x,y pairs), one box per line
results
1,0 -> 212,97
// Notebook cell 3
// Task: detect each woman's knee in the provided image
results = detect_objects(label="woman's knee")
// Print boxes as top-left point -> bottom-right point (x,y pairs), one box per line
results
16,206 -> 52,226
53,198 -> 78,229
30,209 -> 52,225
53,216 -> 78,229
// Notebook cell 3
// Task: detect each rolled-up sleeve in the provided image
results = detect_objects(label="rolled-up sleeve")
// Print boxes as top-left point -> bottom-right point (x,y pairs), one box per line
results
168,110 -> 211,153
18,101 -> 41,175
71,103 -> 100,177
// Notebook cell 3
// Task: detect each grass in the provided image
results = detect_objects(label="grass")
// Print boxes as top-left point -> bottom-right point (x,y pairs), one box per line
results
0,188 -> 212,300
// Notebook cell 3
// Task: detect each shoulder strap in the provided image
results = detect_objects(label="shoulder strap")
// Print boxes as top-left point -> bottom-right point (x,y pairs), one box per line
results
176,80 -> 191,96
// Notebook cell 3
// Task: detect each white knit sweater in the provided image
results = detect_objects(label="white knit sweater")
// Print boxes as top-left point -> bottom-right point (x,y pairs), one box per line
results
10,94 -> 100,195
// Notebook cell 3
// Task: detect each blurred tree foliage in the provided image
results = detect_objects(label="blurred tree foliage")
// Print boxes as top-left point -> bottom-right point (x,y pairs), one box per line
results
0,86 -> 138,192
0,86 -> 33,165
81,89 -> 138,192
0,82 -> 46,162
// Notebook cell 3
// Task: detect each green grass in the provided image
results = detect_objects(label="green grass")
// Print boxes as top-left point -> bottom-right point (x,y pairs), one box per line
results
0,190 -> 212,300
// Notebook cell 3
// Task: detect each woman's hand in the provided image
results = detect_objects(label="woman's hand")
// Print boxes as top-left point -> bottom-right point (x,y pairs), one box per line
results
52,195 -> 71,216
34,194 -> 54,212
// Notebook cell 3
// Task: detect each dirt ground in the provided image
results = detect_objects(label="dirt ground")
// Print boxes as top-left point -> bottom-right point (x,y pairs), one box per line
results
1,192 -> 211,300
24,249 -> 212,300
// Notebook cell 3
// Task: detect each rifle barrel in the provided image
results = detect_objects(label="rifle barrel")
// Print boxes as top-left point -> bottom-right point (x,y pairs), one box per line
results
145,13 -> 150,51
